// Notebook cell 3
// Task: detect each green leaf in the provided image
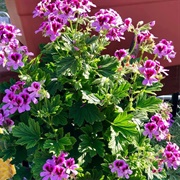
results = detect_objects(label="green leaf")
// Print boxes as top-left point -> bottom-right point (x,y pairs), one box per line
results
145,82 -> 163,92
136,93 -> 162,112
81,90 -> 102,105
52,111 -> 68,126
56,56 -> 77,74
12,119 -> 41,149
97,55 -> 118,77
43,136 -> 74,155
69,102 -> 105,126
111,81 -> 131,99
79,134 -> 105,157
47,80 -> 63,96
0,146 -> 16,161
112,112 -> 138,138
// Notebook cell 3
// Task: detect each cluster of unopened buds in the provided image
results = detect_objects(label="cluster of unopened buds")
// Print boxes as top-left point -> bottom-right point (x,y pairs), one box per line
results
0,81 -> 42,129
0,23 -> 33,70
40,152 -> 79,180
109,159 -> 132,179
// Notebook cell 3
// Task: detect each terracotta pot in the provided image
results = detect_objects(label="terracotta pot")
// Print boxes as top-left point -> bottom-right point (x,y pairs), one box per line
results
5,0 -> 48,56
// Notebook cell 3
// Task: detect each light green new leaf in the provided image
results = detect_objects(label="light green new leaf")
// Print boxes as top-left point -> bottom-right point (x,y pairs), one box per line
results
136,93 -> 162,112
112,112 -> 138,138
12,119 -> 41,149
69,102 -> 105,126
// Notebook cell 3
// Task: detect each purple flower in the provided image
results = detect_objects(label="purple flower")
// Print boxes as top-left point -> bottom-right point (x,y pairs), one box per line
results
156,123 -> 169,141
155,60 -> 169,76
40,152 -> 78,179
2,118 -> 14,132
154,39 -> 176,62
0,23 -> 32,70
142,59 -> 156,69
7,52 -> 24,70
10,95 -> 24,114
0,51 -> 6,67
40,163 -> 55,180
136,30 -> 156,44
91,8 -> 123,32
143,122 -> 159,139
163,142 -> 180,170
28,82 -> 41,104
19,92 -> 31,112
65,158 -> 79,175
139,60 -> 161,86
114,49 -> 128,61
47,21 -> 62,41
0,23 -> 21,43
0,108 -> 9,126
151,114 -> 168,127
110,159 -> 132,179
53,166 -> 69,180
142,68 -> 158,86
33,0 -> 96,41
2,91 -> 16,110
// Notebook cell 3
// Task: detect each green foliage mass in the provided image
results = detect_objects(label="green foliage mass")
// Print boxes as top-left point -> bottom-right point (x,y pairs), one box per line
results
0,2 -> 176,180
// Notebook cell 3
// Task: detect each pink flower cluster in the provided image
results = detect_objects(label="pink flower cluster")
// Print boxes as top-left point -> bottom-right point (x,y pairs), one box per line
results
40,152 -> 79,180
139,59 -> 168,86
162,142 -> 180,170
92,9 -> 132,41
2,81 -> 41,115
109,159 -> 132,179
0,23 -> 33,70
154,39 -> 176,63
33,0 -> 96,41
143,113 -> 173,141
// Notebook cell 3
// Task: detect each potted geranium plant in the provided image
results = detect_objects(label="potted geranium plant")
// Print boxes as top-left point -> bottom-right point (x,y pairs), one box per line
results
0,0 -> 179,179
